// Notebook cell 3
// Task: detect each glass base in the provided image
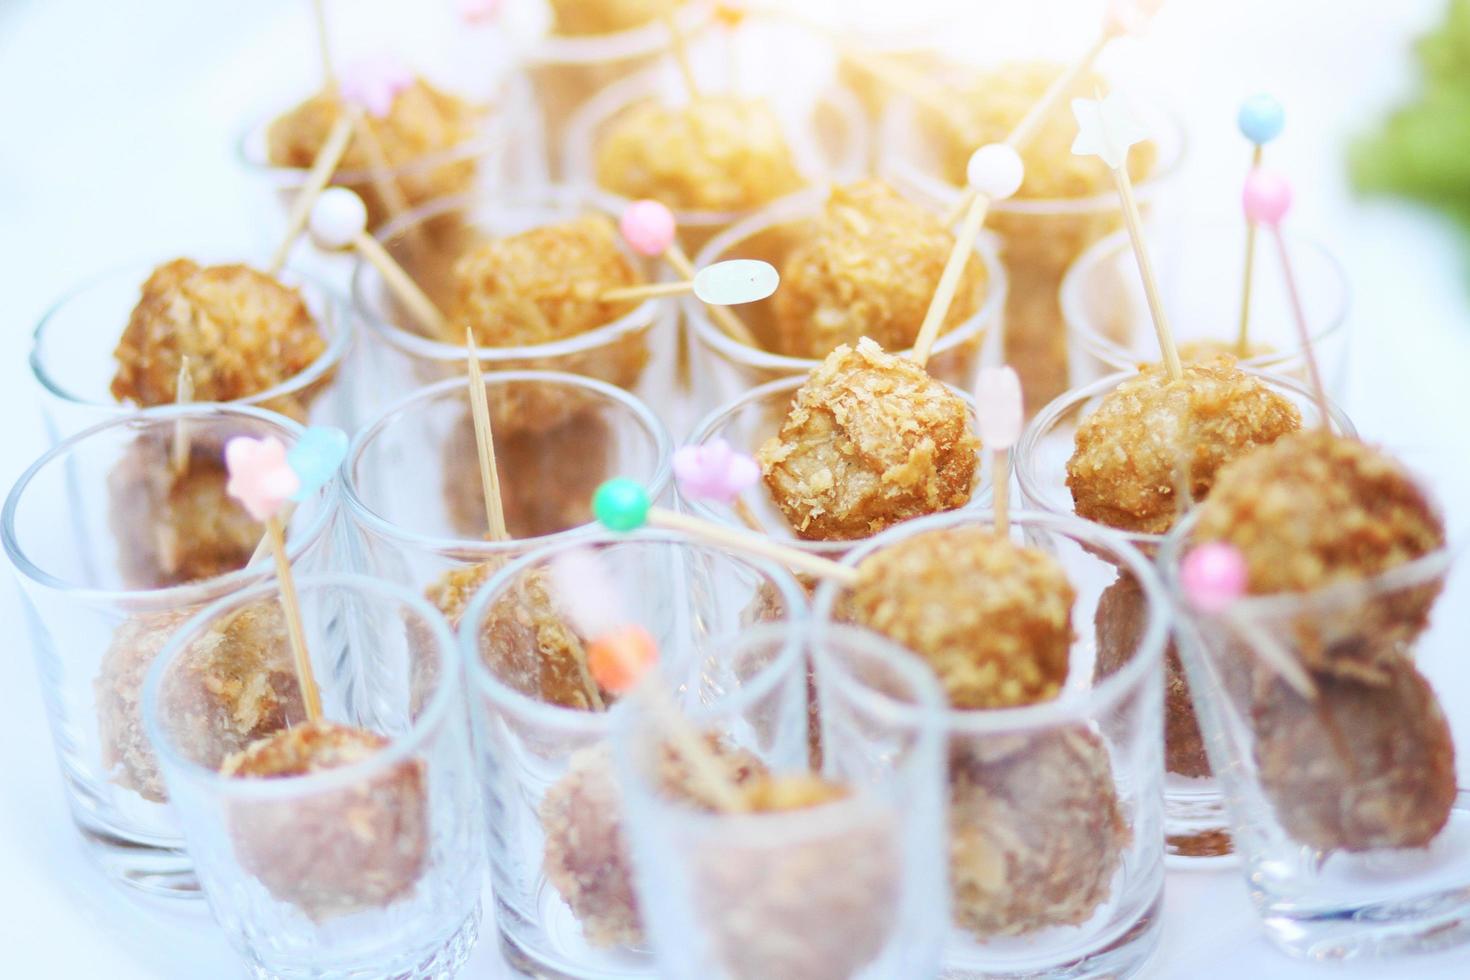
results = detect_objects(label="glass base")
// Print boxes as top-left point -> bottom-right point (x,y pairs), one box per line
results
246,904 -> 480,980
1165,780 -> 1236,867
75,816 -> 199,899
940,892 -> 1162,979
1259,882 -> 1470,961
496,888 -> 654,980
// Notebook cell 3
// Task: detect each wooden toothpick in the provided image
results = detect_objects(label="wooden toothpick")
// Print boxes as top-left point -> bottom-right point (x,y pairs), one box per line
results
171,357 -> 194,477
268,514 -> 323,722
465,329 -> 509,542
313,0 -> 336,90
1235,95 -> 1286,357
269,115 -> 354,276
662,1 -> 702,101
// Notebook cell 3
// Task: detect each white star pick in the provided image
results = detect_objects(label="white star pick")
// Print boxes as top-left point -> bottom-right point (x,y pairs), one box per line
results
1071,93 -> 1150,171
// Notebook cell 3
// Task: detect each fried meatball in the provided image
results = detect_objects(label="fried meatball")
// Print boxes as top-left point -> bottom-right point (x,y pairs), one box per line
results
594,96 -> 804,213
99,600 -> 303,803
1252,661 -> 1456,852
1067,357 -> 1302,536
949,727 -> 1130,938
847,526 -> 1074,710
548,0 -> 682,35
1194,431 -> 1445,682
222,721 -> 429,920
758,338 -> 979,540
111,259 -> 327,422
771,179 -> 988,359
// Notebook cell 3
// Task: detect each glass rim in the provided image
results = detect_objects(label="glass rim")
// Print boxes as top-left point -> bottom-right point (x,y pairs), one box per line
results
341,369 -> 674,555
140,573 -> 460,799
29,256 -> 353,412
520,0 -> 715,65
460,529 -> 808,734
810,507 -> 1170,732
1013,366 -> 1360,549
1,403 -> 335,605
1060,220 -> 1352,371
349,190 -> 668,362
611,622 -> 944,843
682,373 -> 995,557
1158,506 -> 1462,621
881,90 -> 1188,215
684,184 -> 1009,372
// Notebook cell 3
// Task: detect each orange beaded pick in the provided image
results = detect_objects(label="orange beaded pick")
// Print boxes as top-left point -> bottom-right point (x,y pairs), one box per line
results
588,625 -> 659,694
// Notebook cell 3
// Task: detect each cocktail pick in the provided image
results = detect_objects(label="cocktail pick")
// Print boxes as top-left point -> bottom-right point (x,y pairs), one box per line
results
909,143 -> 1024,366
313,0 -> 336,89
267,115 -> 354,275
592,478 -> 857,585
661,0 -> 702,100
1242,168 -> 1331,427
310,188 -> 450,338
602,260 -> 779,306
974,366 -> 1023,536
247,424 -> 349,580
1180,542 -> 1316,698
616,200 -> 762,347
1235,94 -> 1285,356
672,439 -> 766,532
1072,90 -> 1182,380
338,56 -> 419,234
171,356 -> 194,477
464,328 -> 509,542
225,436 -> 322,722
549,548 -> 748,811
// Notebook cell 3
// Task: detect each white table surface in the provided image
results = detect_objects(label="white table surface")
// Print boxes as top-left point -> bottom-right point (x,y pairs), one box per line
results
2,1 -> 1469,977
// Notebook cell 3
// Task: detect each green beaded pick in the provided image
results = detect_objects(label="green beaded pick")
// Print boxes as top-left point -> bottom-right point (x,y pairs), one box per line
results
594,478 -> 651,532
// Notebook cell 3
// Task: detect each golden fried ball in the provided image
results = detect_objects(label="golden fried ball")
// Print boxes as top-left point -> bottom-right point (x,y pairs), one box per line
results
98,601 -> 303,803
266,77 -> 480,227
111,260 -> 327,422
771,179 -> 988,360
594,96 -> 804,213
758,338 -> 979,540
548,0 -> 682,34
949,727 -> 1129,938
1252,662 -> 1456,852
1067,357 -> 1302,536
222,721 -> 429,920
847,526 -> 1074,710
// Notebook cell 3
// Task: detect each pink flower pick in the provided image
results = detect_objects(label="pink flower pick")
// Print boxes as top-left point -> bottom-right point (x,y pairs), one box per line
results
974,366 -> 1024,450
225,436 -> 301,522
1242,169 -> 1293,228
1180,543 -> 1248,614
672,439 -> 760,505
620,200 -> 677,257
340,53 -> 414,118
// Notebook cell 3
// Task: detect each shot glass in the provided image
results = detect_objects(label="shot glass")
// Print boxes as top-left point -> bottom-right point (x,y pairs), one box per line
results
1061,219 -> 1350,395
682,375 -> 994,566
880,85 -> 1185,409
2,406 -> 337,896
350,187 -> 679,427
684,186 -> 1008,414
813,509 -> 1169,979
30,257 -> 355,444
462,532 -> 807,978
340,370 -> 672,598
142,574 -> 486,979
562,65 -> 870,254
1160,516 -> 1470,960
614,622 -> 948,980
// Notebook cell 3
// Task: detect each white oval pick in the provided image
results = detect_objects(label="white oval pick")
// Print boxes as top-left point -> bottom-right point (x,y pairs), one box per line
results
692,260 -> 779,306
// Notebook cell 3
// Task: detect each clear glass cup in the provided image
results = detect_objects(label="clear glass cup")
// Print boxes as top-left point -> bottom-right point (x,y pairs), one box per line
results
1,406 -> 337,896
1061,219 -> 1351,396
461,532 -> 807,978
349,186 -> 680,428
683,375 -> 994,565
340,370 -> 672,600
518,0 -> 717,180
812,508 -> 1169,979
684,186 -> 1008,415
1159,515 -> 1470,960
562,64 -> 870,254
879,87 -> 1186,410
614,622 -> 949,980
142,574 -> 486,979
29,257 -> 356,444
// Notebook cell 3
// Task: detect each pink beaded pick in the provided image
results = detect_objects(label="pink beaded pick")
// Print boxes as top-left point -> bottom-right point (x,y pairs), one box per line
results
225,437 -> 301,522
1243,169 -> 1293,227
340,54 -> 414,118
1104,0 -> 1165,36
620,200 -> 677,257
974,366 -> 1024,450
672,439 -> 760,505
1180,543 -> 1248,614
457,0 -> 501,24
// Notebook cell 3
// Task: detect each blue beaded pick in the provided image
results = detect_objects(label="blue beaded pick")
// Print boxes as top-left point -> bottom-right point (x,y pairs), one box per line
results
287,426 -> 349,501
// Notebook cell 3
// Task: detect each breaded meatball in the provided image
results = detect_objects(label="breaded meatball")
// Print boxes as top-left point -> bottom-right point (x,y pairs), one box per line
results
847,526 -> 1074,710
1067,357 -> 1302,536
771,179 -> 988,359
548,0 -> 682,35
758,338 -> 979,540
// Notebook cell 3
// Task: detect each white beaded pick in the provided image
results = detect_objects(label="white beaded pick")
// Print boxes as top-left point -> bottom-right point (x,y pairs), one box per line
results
692,259 -> 780,306
308,187 -> 368,250
966,143 -> 1026,200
